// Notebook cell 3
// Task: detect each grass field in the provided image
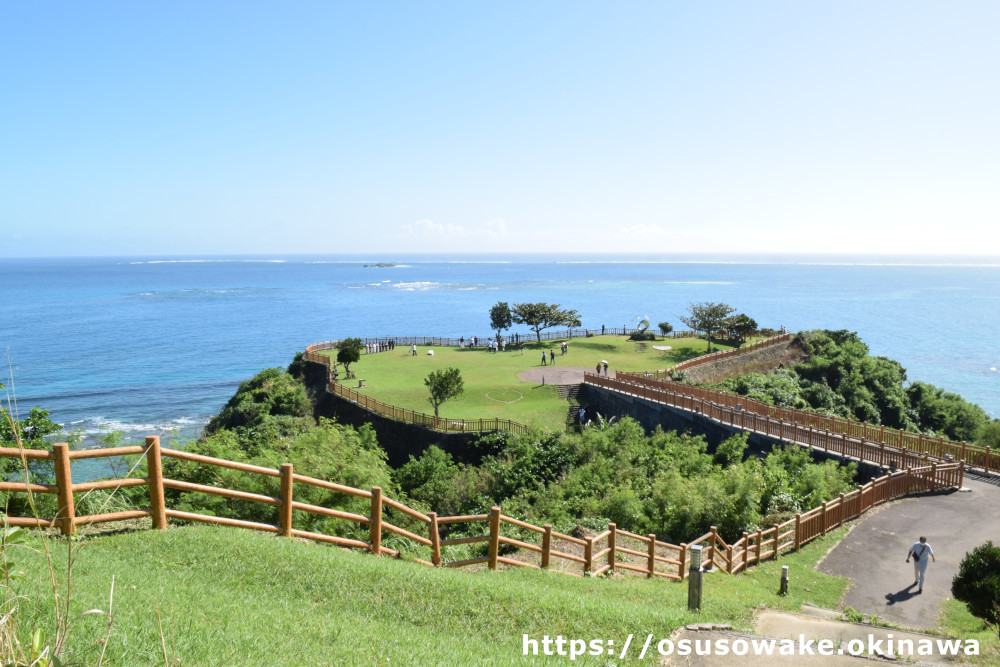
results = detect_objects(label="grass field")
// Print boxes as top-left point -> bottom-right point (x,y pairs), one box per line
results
318,335 -> 748,431
13,523 -> 850,665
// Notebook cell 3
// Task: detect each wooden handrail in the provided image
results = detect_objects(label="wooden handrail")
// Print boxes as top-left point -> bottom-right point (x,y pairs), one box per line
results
0,436 -> 964,583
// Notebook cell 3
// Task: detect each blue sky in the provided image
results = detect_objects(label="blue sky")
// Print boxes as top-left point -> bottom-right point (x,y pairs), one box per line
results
3,1 -> 998,257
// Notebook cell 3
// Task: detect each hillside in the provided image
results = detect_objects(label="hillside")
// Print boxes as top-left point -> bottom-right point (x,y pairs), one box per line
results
13,524 -> 851,665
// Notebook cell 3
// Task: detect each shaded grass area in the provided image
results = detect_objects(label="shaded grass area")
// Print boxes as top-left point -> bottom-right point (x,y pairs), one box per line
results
319,335 -> 749,431
16,524 -> 848,665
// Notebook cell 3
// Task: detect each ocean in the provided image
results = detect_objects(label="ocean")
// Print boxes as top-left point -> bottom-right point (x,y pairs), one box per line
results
3,254 -> 999,452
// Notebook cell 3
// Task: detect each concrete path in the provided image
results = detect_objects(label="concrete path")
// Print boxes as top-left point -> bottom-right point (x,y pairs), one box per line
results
518,365 -> 611,384
818,475 -> 1000,630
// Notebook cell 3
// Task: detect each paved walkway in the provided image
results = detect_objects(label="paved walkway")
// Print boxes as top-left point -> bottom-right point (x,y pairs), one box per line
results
818,476 -> 1000,630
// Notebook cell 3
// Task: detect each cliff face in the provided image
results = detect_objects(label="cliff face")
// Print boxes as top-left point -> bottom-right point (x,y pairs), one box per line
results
681,338 -> 805,384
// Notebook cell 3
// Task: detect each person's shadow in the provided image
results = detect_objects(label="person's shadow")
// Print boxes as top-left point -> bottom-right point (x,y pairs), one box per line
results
885,582 -> 919,605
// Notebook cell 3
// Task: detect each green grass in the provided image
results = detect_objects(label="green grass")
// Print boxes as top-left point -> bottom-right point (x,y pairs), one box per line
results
13,524 -> 848,665
321,335 -> 749,431
938,599 -> 1000,665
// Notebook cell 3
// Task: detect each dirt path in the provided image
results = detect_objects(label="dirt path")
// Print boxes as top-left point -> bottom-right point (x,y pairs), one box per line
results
817,475 -> 1000,630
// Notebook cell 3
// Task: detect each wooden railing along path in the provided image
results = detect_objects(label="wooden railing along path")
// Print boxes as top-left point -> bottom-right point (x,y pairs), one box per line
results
600,370 -> 1000,475
0,439 -> 962,580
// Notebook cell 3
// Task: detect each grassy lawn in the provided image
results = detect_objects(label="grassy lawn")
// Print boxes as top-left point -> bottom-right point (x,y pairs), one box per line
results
318,335 -> 748,431
11,523 -> 849,665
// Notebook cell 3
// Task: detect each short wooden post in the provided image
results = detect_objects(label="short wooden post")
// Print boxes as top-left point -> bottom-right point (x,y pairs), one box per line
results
772,523 -> 780,557
959,460 -> 965,488
794,513 -> 802,550
429,512 -> 442,566
145,436 -> 167,530
742,532 -> 750,570
370,486 -> 383,555
53,443 -> 75,537
820,502 -> 828,535
584,538 -> 594,575
709,526 -> 718,568
678,543 -> 687,580
541,524 -> 552,569
488,506 -> 501,570
608,523 -> 617,574
279,463 -> 294,537
838,493 -> 846,524
646,534 -> 656,578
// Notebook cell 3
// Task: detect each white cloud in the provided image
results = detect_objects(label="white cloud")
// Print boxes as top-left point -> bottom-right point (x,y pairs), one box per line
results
398,218 -> 509,241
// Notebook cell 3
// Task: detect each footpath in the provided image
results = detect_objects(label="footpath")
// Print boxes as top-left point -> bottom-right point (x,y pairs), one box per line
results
817,476 -> 1000,630
665,474 -> 998,665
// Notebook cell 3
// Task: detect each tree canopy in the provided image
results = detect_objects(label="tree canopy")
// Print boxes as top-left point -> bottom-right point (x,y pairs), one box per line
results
489,301 -> 512,340
679,302 -> 736,351
336,337 -> 363,373
511,302 -> 581,342
424,367 -> 464,417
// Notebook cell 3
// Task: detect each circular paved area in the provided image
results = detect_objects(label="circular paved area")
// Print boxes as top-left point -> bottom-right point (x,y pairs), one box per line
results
817,475 -> 1000,630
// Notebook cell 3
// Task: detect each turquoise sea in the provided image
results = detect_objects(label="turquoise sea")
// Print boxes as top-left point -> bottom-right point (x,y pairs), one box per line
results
3,254 -> 999,449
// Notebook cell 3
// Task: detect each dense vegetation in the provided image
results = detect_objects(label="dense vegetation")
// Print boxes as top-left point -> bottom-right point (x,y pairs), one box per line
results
154,362 -> 857,547
712,330 -> 999,447
396,422 -> 855,544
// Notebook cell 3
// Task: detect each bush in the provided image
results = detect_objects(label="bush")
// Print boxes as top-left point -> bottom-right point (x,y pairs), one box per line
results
628,331 -> 656,341
952,541 -> 1000,624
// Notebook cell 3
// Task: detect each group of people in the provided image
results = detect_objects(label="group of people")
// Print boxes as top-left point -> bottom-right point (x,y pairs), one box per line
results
365,339 -> 396,354
595,361 -> 609,376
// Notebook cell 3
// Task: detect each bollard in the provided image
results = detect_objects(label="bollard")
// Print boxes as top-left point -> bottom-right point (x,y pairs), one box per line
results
687,545 -> 703,612
779,565 -> 789,596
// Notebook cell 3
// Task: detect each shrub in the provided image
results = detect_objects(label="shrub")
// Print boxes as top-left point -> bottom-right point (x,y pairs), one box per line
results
952,541 -> 1000,624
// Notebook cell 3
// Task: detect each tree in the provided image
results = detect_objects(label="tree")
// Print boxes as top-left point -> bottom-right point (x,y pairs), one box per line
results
658,321 -> 673,337
489,301 -> 513,341
336,337 -> 363,374
725,314 -> 758,345
425,367 -> 464,417
511,302 -> 581,342
679,302 -> 735,352
952,540 -> 1000,625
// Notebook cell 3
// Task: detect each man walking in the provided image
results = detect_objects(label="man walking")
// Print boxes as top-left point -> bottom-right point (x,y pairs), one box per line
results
906,536 -> 936,593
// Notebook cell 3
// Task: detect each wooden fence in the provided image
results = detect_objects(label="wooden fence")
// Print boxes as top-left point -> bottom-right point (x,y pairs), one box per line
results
605,370 -> 1000,475
304,344 -> 531,435
0,439 -> 962,580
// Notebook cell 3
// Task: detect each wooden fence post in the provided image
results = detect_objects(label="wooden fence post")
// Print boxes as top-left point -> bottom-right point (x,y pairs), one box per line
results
678,543 -> 687,580
429,512 -> 442,566
794,513 -> 801,551
541,524 -> 552,569
647,534 -> 656,578
279,463 -> 294,537
488,506 -> 501,570
709,526 -> 717,568
145,436 -> 167,530
584,538 -> 594,575
742,532 -> 749,570
959,460 -> 964,489
820,502 -> 828,535
772,523 -> 780,557
53,443 -> 75,537
594,521 -> 612,576
370,486 -> 383,555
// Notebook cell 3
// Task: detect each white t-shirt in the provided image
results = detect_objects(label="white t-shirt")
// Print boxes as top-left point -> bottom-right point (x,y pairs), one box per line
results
910,542 -> 933,561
